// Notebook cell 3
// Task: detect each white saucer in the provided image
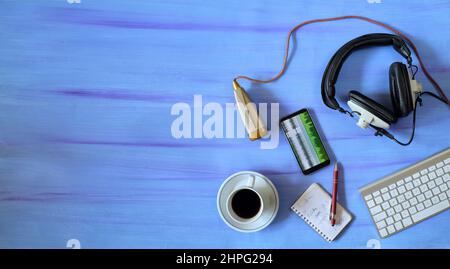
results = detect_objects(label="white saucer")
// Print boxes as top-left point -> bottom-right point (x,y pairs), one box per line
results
217,171 -> 279,232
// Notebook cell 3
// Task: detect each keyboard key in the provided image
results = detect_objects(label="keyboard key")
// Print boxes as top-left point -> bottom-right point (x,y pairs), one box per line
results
397,194 -> 405,203
424,199 -> 432,208
389,184 -> 396,190
382,202 -> 390,210
373,211 -> 387,222
410,197 -> 418,206
428,165 -> 436,172
427,181 -> 436,189
412,173 -> 419,179
431,196 -> 439,204
394,204 -> 402,213
428,171 -> 437,180
420,185 -> 428,192
402,201 -> 410,209
408,207 -> 417,215
436,161 -> 444,168
436,177 -> 443,186
367,199 -> 375,208
440,184 -> 448,192
387,208 -> 395,216
412,188 -> 420,196
387,225 -> 396,234
448,189 -> 450,198
413,179 -> 421,187
425,190 -> 433,199
393,214 -> 401,222
405,191 -> 413,199
389,198 -> 398,207
439,192 -> 447,201
370,205 -> 382,215
382,193 -> 391,201
375,196 -> 383,204
373,190 -> 381,197
412,200 -> 449,222
444,165 -> 450,173
401,210 -> 409,218
417,194 -> 425,202
396,179 -> 405,186
432,187 -> 440,196
405,182 -> 414,190
379,228 -> 388,237
402,217 -> 413,227
436,168 -> 444,176
376,220 -> 386,229
390,189 -> 399,197
364,194 -> 373,201
416,203 -> 424,211
444,174 -> 450,181
420,169 -> 428,175
385,216 -> 394,225
446,158 -> 450,164
381,187 -> 388,193
394,221 -> 403,230
398,185 -> 406,194
420,175 -> 429,184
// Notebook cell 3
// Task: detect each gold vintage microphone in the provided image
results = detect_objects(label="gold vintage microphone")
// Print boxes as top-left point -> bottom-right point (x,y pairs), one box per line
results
233,80 -> 267,140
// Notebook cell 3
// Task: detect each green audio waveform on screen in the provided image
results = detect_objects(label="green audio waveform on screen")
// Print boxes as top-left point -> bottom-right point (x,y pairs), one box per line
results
299,112 -> 329,163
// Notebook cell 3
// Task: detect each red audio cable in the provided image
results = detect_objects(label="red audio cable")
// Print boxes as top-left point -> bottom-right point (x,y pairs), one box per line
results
233,15 -> 449,105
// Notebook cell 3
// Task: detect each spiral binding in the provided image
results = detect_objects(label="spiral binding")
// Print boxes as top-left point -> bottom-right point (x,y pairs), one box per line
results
291,206 -> 332,242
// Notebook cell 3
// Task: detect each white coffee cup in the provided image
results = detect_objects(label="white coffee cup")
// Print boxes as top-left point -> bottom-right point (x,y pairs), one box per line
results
217,171 -> 279,232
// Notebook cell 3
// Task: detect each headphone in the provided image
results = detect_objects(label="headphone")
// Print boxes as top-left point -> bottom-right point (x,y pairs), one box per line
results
232,16 -> 449,144
321,33 -> 425,143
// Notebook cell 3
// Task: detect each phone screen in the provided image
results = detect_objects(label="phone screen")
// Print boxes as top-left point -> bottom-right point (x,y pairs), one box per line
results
280,109 -> 330,175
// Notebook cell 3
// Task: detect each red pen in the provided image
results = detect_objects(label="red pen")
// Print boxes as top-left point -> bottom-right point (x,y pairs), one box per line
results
330,162 -> 339,226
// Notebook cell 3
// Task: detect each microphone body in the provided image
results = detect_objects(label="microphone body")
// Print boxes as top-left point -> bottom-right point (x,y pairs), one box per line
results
233,81 -> 267,140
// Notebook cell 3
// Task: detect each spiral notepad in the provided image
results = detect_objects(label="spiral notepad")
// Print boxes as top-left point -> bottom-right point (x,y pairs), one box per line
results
291,183 -> 352,242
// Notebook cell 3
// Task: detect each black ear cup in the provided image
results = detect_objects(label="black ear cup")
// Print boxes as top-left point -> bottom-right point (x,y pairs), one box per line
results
389,62 -> 413,117
349,90 -> 397,124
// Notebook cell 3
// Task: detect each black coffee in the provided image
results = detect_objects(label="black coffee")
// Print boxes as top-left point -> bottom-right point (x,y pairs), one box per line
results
231,189 -> 261,219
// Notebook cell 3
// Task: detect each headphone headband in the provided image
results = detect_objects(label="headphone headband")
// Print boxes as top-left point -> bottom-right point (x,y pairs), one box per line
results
321,33 -> 412,111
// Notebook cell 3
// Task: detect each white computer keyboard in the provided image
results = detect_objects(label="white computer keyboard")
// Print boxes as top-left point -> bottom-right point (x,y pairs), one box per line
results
360,148 -> 450,238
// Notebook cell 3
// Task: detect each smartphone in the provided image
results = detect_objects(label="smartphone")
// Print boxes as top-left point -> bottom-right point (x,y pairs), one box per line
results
280,108 -> 330,175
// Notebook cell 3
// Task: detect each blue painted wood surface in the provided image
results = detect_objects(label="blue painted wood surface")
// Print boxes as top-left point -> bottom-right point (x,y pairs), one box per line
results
0,0 -> 449,248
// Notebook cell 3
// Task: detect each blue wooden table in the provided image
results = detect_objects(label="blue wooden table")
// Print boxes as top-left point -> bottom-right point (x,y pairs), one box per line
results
0,0 -> 449,249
